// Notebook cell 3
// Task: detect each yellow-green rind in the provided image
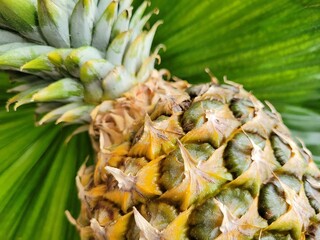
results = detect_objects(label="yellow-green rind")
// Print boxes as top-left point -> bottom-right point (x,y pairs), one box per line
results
73,73 -> 320,239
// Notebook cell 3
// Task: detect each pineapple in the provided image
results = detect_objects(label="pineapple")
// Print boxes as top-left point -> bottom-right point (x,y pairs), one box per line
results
0,0 -> 319,240
71,74 -> 320,239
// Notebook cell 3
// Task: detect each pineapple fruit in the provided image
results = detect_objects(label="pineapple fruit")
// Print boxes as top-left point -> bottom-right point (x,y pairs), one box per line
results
76,72 -> 320,240
0,0 -> 319,239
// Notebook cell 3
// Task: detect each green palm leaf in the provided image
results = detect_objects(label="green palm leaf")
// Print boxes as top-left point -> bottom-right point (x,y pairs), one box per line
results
0,0 -> 319,239
147,0 -> 320,105
280,105 -> 320,166
0,105 -> 92,240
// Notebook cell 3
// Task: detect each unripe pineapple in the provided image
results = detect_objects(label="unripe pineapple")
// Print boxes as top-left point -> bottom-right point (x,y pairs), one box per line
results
0,0 -> 319,240
71,72 -> 320,240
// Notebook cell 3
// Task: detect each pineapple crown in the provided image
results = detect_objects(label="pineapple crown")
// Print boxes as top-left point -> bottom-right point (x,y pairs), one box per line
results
0,0 -> 161,125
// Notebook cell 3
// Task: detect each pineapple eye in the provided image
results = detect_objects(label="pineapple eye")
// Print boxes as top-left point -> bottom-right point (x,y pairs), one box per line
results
258,183 -> 288,223
223,132 -> 265,178
181,99 -> 223,131
270,133 -> 291,166
229,98 -> 255,123
304,176 -> 320,214
159,143 -> 214,191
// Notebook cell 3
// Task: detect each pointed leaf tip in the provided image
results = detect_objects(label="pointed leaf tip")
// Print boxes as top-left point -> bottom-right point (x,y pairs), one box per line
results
32,78 -> 84,102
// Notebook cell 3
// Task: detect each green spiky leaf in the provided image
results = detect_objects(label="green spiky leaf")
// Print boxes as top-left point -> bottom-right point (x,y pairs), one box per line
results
0,0 -> 44,42
32,78 -> 84,102
0,45 -> 55,69
70,0 -> 96,47
37,0 -> 71,48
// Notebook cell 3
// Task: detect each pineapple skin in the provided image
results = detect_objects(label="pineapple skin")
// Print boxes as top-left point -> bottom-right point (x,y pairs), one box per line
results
72,70 -> 320,240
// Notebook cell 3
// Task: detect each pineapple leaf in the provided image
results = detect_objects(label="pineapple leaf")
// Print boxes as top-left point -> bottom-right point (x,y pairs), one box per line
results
0,29 -> 28,45
32,78 -> 84,102
0,45 -> 55,69
0,0 -> 44,43
91,1 -> 118,52
70,0 -> 97,47
0,0 -> 36,30
106,31 -> 132,65
37,0 -> 71,48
